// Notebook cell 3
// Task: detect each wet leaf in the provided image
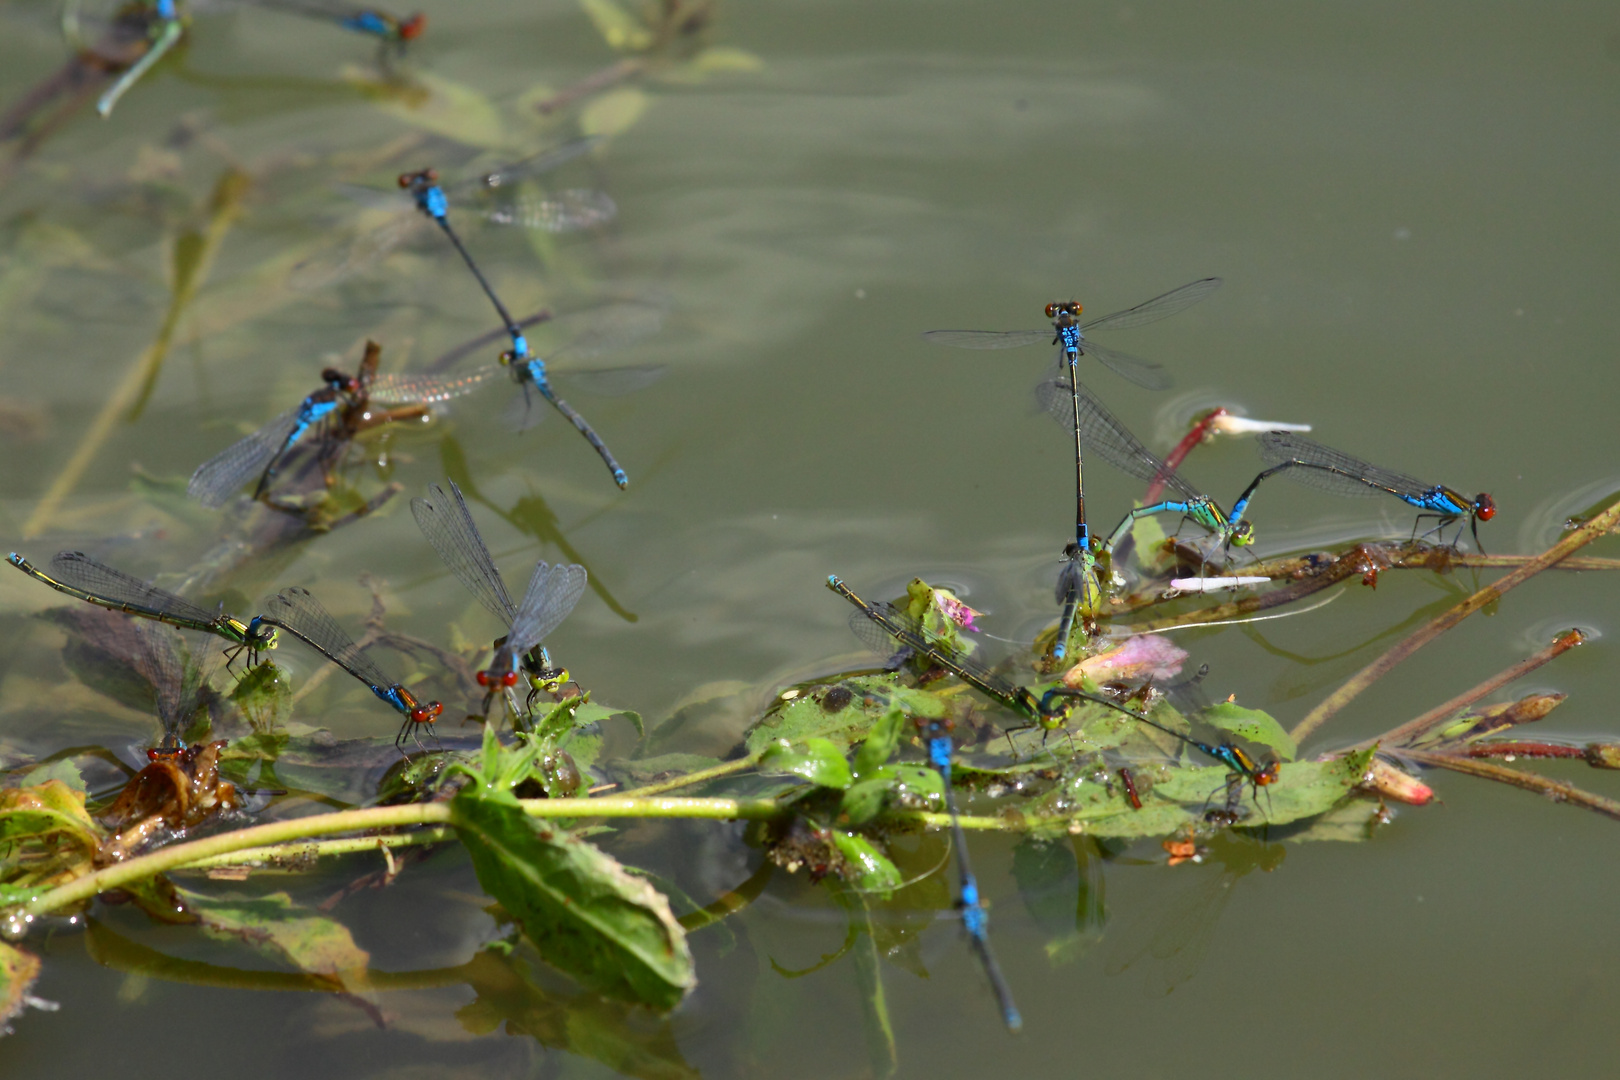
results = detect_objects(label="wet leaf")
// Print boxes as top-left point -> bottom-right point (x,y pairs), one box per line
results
180,888 -> 371,991
1153,748 -> 1374,827
1202,703 -> 1296,761
759,738 -> 853,790
0,940 -> 44,1032
852,707 -> 906,778
745,676 -> 943,755
0,779 -> 103,891
230,661 -> 292,733
829,831 -> 902,896
449,756 -> 694,1010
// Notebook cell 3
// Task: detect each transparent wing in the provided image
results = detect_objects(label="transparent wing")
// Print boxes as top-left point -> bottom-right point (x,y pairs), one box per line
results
480,190 -> 617,233
1258,432 -> 1407,498
465,136 -> 605,191
502,386 -> 547,432
548,302 -> 665,365
187,408 -> 304,508
922,329 -> 1052,350
285,212 -> 421,293
367,366 -> 502,405
506,562 -> 588,655
50,552 -> 218,625
1033,374 -> 1204,502
262,587 -> 395,689
1079,340 -> 1172,391
410,481 -> 517,625
1080,278 -> 1222,333
566,365 -> 667,397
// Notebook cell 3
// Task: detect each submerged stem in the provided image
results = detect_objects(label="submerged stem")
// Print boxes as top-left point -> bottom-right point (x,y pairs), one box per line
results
1289,495 -> 1620,746
1399,748 -> 1620,821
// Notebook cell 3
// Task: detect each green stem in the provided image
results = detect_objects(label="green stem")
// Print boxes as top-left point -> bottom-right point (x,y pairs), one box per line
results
617,754 -> 759,797
19,796 -> 784,920
1289,494 -> 1620,746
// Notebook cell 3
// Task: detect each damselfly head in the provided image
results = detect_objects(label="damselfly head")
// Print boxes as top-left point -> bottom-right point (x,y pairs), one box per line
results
409,701 -> 443,725
398,13 -> 427,40
529,667 -> 569,693
1045,300 -> 1082,320
322,368 -> 362,394
1230,519 -> 1256,547
397,169 -> 436,189
1254,760 -> 1281,786
1473,493 -> 1496,521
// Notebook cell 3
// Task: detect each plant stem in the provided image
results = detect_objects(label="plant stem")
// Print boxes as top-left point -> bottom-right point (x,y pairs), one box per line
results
18,796 -> 784,920
1350,629 -> 1586,752
1399,748 -> 1620,821
1289,495 -> 1620,746
618,755 -> 759,798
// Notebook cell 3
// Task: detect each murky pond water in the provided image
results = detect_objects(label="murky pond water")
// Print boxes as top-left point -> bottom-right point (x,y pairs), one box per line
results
2,0 -> 1619,1076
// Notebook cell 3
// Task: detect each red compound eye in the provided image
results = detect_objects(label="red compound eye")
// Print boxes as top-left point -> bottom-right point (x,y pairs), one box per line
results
1475,494 -> 1496,521
476,671 -> 491,687
399,13 -> 426,40
411,702 -> 442,724
502,671 -> 520,687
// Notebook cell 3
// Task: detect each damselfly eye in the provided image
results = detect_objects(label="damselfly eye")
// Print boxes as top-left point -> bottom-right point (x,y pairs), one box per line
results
1475,494 -> 1496,521
502,671 -> 519,687
1045,302 -> 1059,318
411,702 -> 442,724
476,671 -> 491,687
399,13 -> 426,39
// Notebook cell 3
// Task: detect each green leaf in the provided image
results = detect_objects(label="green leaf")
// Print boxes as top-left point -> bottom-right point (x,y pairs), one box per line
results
1153,748 -> 1374,827
839,776 -> 895,826
180,888 -> 371,991
577,0 -> 653,50
450,786 -> 694,1010
0,940 -> 43,1030
852,707 -> 906,778
829,831 -> 902,896
230,661 -> 292,732
567,700 -> 645,740
17,759 -> 85,792
581,88 -> 650,139
1202,703 -> 1297,761
745,676 -> 942,755
758,738 -> 853,790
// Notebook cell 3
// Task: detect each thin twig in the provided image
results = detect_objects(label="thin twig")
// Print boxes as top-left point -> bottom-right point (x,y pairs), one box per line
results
1400,747 -> 1620,821
1349,629 -> 1586,752
1289,494 -> 1620,745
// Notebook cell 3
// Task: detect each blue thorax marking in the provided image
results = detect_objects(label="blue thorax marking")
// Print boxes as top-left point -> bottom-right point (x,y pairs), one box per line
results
372,685 -> 408,714
510,334 -> 529,357
345,12 -> 390,36
1057,324 -> 1083,359
300,396 -> 340,423
1412,487 -> 1468,515
928,737 -> 953,772
421,186 -> 448,221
